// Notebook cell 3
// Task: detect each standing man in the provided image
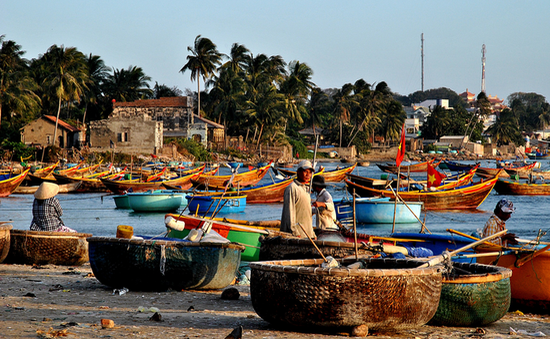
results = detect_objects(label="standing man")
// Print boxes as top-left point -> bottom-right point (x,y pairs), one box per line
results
311,175 -> 339,231
482,198 -> 518,246
280,160 -> 316,239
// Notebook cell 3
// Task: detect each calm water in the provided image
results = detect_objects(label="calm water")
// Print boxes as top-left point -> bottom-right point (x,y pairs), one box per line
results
1,160 -> 550,241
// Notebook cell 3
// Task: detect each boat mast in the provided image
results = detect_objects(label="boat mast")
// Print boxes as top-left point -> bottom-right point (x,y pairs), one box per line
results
421,33 -> 424,92
481,44 -> 486,93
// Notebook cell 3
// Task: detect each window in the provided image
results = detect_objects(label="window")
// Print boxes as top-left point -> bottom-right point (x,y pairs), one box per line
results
117,132 -> 129,142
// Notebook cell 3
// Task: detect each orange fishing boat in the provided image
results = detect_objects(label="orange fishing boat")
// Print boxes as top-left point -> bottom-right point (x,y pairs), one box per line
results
494,178 -> 550,195
192,162 -> 272,189
0,169 -> 30,197
29,161 -> 59,178
101,169 -> 207,194
345,174 -> 498,210
377,159 -> 442,174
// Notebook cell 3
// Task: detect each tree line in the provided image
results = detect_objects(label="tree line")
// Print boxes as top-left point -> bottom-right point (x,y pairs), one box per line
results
1,33 -> 549,156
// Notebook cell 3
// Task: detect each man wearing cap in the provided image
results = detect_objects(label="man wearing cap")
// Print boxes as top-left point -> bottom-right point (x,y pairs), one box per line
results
482,198 -> 518,246
30,182 -> 76,233
280,160 -> 316,239
311,175 -> 339,231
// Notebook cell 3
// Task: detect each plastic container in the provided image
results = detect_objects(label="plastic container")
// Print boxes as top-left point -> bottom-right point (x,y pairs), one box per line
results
116,225 -> 134,239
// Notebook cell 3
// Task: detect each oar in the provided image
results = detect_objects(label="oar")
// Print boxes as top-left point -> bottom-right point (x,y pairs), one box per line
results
418,230 -> 507,268
297,222 -> 328,262
447,228 -> 512,247
388,185 -> 431,234
515,244 -> 550,267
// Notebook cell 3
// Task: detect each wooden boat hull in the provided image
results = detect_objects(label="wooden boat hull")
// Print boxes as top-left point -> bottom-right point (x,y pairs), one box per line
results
127,191 -> 184,212
0,169 -> 30,197
53,173 -> 109,193
87,237 -> 244,291
335,197 -> 423,224
441,160 -> 478,172
0,225 -> 12,263
475,245 -> 550,312
165,214 -> 281,262
377,160 -> 441,174
238,178 -> 293,203
192,163 -> 272,189
476,166 -> 509,178
28,161 -> 59,179
345,176 -> 497,210
249,258 -> 443,330
258,235 -> 375,261
186,195 -> 246,215
429,262 -> 511,326
113,195 -> 131,209
318,164 -> 357,182
494,178 -> 550,195
5,229 -> 91,265
101,171 -> 200,195
13,181 -> 82,194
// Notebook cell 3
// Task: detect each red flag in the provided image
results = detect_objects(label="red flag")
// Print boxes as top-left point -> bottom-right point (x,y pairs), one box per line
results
396,123 -> 406,167
427,162 -> 446,188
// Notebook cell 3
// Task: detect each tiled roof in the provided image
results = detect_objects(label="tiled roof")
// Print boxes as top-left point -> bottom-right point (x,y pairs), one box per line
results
113,97 -> 190,108
42,115 -> 80,132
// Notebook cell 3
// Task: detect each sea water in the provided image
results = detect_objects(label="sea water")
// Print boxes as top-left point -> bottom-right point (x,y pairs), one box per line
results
1,160 -> 550,242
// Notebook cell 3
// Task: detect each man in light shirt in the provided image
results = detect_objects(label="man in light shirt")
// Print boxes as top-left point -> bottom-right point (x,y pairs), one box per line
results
311,175 -> 338,231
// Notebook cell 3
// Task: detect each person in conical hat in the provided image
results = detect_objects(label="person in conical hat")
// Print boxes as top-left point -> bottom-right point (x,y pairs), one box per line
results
30,182 -> 76,232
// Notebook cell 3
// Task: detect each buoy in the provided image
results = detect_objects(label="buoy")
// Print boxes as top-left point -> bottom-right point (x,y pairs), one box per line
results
116,225 -> 133,239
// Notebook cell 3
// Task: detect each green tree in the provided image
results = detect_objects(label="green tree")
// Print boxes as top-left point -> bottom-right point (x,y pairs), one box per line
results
486,108 -> 522,146
82,53 -> 111,124
332,83 -> 358,147
306,87 -> 331,140
245,82 -> 284,149
0,36 -> 40,130
103,65 -> 152,103
40,45 -> 89,146
379,101 -> 406,146
421,105 -> 451,139
153,82 -> 182,99
180,35 -> 223,119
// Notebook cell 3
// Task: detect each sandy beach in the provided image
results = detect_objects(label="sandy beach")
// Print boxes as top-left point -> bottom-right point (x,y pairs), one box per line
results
1,263 -> 550,339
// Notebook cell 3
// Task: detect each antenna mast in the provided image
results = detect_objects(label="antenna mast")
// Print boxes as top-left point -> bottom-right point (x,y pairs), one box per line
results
421,33 -> 424,92
481,44 -> 486,93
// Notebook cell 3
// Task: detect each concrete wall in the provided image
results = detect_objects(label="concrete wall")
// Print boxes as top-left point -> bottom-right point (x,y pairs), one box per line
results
20,118 -> 78,148
89,117 -> 162,154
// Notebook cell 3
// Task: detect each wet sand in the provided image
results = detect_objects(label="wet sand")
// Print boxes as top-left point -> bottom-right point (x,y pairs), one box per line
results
1,263 -> 550,338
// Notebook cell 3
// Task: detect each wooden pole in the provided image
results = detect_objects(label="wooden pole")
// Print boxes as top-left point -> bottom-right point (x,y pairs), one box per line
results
352,188 -> 358,259
388,185 -> 430,234
392,167 -> 400,233
297,222 -> 327,262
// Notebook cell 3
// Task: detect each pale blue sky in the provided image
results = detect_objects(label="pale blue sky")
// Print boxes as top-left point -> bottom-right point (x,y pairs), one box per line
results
3,1 -> 550,103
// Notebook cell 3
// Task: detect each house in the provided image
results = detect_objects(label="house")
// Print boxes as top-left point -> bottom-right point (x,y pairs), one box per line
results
20,115 -> 81,148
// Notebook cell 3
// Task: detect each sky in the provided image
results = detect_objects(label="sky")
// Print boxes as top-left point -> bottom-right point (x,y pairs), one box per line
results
3,1 -> 550,104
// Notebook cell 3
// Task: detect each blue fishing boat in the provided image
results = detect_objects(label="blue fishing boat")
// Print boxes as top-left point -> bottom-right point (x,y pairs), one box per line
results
335,197 -> 423,224
113,194 -> 131,209
127,190 -> 186,212
186,194 -> 247,215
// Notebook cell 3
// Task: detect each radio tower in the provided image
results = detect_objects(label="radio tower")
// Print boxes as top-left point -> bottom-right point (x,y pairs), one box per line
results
481,44 -> 486,93
421,33 -> 424,92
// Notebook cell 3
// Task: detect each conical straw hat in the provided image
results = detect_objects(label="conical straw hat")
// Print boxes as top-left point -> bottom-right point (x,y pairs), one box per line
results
34,182 -> 60,200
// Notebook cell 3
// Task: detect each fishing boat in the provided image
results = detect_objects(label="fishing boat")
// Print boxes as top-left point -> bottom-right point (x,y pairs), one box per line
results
53,172 -> 109,192
87,236 -> 245,291
527,151 -> 550,160
113,194 -> 131,209
249,258 -> 443,332
13,181 -> 82,194
100,170 -> 203,194
258,235 -> 378,261
186,194 -> 246,215
494,178 -> 550,195
0,169 -> 30,197
0,224 -> 12,263
164,214 -> 283,262
274,165 -> 326,178
5,229 -> 92,266
429,262 -> 512,327
345,175 -> 498,210
440,160 -> 479,172
275,164 -> 356,183
334,197 -> 423,224
27,161 -> 59,179
377,159 -> 442,174
236,177 -> 293,203
192,162 -> 272,189
127,190 -> 185,212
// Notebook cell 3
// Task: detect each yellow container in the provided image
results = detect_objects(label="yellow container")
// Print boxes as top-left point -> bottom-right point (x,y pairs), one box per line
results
116,225 -> 134,239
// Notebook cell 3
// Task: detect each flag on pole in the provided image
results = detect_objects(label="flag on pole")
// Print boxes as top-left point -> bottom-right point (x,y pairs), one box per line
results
396,123 -> 406,167
427,162 -> 446,188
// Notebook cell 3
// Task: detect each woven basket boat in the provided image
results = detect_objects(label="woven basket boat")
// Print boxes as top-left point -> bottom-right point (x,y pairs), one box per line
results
5,229 -> 92,266
0,224 -> 12,263
250,258 -> 443,331
87,237 -> 245,291
429,262 -> 512,327
259,235 -> 376,261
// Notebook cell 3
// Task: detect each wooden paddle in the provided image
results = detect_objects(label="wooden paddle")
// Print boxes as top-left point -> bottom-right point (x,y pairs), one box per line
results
418,230 -> 507,268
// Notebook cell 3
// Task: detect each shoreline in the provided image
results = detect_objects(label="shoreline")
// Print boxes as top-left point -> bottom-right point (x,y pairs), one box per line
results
1,263 -> 550,338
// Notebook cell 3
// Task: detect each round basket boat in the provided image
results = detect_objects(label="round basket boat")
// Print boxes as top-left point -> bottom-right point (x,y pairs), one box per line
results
258,235 -> 376,261
0,224 -> 13,263
429,261 -> 512,327
250,257 -> 444,331
5,229 -> 92,266
87,237 -> 245,291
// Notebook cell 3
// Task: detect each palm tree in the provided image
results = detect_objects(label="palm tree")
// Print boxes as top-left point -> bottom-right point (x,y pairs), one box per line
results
380,101 -> 406,146
332,83 -> 358,147
307,87 -> 330,140
207,67 -> 245,136
279,61 -> 315,125
180,35 -> 223,121
222,43 -> 250,74
103,65 -> 153,103
41,45 -> 89,147
82,54 -> 111,124
245,82 -> 284,149
0,36 -> 40,129
486,109 -> 521,145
